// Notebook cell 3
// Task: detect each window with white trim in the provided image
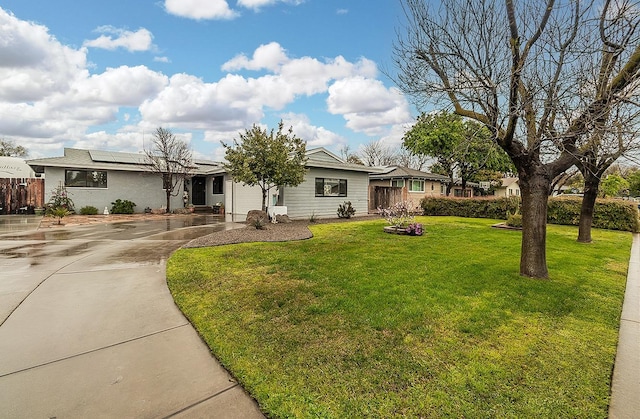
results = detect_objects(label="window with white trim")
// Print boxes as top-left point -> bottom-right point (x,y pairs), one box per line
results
391,179 -> 404,188
409,179 -> 425,192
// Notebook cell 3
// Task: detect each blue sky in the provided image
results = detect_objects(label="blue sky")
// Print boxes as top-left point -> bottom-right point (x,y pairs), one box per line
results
0,0 -> 416,160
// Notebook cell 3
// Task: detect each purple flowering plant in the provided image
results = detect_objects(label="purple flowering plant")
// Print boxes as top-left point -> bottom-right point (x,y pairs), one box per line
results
405,222 -> 423,236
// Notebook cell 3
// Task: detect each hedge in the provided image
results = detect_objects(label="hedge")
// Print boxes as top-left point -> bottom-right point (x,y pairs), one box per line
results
420,196 -> 640,232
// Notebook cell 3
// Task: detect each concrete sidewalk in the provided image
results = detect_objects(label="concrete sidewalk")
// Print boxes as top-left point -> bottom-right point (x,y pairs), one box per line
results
0,218 -> 264,418
609,233 -> 640,419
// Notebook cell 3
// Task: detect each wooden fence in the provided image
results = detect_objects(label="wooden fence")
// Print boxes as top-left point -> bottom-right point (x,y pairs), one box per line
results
370,186 -> 404,212
0,178 -> 45,214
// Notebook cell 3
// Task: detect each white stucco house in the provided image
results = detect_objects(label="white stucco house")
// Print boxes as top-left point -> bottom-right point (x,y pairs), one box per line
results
27,147 -> 379,220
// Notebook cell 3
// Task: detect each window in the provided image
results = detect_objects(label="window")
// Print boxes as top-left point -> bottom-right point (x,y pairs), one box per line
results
315,178 -> 347,197
65,170 -> 107,188
409,179 -> 424,192
391,179 -> 405,188
212,175 -> 224,194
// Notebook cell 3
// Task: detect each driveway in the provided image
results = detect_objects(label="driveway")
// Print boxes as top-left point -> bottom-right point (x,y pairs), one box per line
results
0,215 -> 265,418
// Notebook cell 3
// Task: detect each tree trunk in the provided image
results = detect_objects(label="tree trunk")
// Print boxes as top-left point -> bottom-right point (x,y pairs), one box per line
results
261,188 -> 267,212
519,173 -> 551,278
578,174 -> 599,243
166,189 -> 171,213
446,181 -> 453,196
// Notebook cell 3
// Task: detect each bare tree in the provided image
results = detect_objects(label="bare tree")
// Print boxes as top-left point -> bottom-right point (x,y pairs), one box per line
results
145,127 -> 193,213
396,147 -> 431,171
576,106 -> 640,242
339,144 -> 365,165
0,138 -> 27,157
358,139 -> 398,166
395,0 -> 640,277
551,167 -> 581,195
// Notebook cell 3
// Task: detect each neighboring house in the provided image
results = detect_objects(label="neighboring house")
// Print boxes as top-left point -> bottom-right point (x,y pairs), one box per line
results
369,166 -> 450,211
494,177 -> 521,197
0,156 -> 44,214
27,147 -> 378,220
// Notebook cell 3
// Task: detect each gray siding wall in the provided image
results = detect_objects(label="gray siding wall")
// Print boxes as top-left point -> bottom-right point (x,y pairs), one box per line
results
282,168 -> 370,219
44,167 -> 182,213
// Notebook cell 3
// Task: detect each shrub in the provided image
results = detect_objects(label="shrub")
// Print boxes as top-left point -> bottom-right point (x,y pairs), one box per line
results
79,206 -> 99,215
110,199 -> 136,214
379,201 -> 415,227
45,184 -> 75,215
337,201 -> 356,219
505,213 -> 523,228
421,196 -> 640,232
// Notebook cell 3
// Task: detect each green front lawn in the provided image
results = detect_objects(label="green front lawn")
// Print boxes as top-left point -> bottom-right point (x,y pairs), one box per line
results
167,217 -> 631,418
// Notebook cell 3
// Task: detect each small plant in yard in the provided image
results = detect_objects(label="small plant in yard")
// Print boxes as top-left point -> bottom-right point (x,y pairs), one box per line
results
45,183 -> 75,216
505,197 -> 523,228
50,206 -> 71,224
110,199 -> 136,214
506,213 -> 523,228
337,201 -> 355,218
405,222 -> 423,236
252,218 -> 266,230
79,206 -> 99,215
379,201 -> 415,228
309,211 -> 318,223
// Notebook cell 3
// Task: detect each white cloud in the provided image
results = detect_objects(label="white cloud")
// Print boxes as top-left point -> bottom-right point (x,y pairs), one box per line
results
237,0 -> 305,11
0,10 -> 413,159
73,65 -> 168,106
154,56 -> 171,63
327,77 -> 413,135
164,0 -> 239,20
139,73 -> 265,130
84,26 -> 154,52
0,8 -> 87,102
222,42 -> 289,72
337,9 -> 349,15
280,113 -> 345,148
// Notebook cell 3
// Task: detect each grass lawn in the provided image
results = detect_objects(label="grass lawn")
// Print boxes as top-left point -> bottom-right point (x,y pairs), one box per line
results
167,216 -> 631,418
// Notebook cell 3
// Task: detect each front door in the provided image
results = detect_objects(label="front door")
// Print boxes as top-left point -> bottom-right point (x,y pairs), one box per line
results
192,176 -> 206,205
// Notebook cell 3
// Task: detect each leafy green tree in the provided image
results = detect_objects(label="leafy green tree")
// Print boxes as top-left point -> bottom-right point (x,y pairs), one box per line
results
144,127 -> 193,213
222,121 -> 307,212
403,112 -> 512,195
0,139 -> 27,157
627,170 -> 640,197
599,174 -> 629,198
403,112 -> 461,195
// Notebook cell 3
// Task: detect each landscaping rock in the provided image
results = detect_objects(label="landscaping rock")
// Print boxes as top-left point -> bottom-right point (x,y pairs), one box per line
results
275,214 -> 291,223
246,210 -> 268,225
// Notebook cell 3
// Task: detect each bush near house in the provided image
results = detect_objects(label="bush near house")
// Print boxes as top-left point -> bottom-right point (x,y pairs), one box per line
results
110,199 -> 136,214
79,206 -> 99,215
421,196 -> 640,232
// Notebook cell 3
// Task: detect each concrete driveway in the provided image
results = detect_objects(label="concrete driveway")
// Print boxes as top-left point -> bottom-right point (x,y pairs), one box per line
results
0,215 -> 265,418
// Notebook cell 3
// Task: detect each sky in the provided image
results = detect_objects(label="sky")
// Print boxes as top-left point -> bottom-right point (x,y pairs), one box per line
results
0,0 -> 417,161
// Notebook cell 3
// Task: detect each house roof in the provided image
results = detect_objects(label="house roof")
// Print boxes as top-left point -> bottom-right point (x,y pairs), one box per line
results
370,166 -> 450,182
27,147 -> 380,176
500,177 -> 519,188
305,147 -> 383,173
27,148 -> 223,175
